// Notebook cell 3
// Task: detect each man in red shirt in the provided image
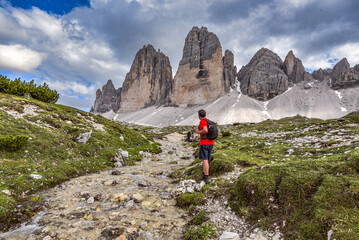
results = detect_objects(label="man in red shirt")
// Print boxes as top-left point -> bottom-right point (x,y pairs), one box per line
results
195,109 -> 214,184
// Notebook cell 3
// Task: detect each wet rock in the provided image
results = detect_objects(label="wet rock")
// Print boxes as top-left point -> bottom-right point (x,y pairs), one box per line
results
133,193 -> 144,203
138,180 -> 150,187
111,170 -> 123,175
101,227 -> 125,239
219,231 -> 240,240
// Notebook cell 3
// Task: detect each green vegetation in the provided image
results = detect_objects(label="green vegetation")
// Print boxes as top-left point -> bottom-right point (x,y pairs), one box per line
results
176,113 -> 359,239
184,222 -> 217,240
176,192 -> 204,208
0,135 -> 29,151
0,75 -> 59,103
189,210 -> 207,226
221,131 -> 231,137
0,93 -> 160,227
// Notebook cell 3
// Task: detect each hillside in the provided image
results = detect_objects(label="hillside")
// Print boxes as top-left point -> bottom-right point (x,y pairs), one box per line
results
0,93 -> 161,229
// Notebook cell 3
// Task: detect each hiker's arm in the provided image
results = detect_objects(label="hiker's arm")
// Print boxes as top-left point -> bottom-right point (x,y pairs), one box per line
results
196,126 -> 208,134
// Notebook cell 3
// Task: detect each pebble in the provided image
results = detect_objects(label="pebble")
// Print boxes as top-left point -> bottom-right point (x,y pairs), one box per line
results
116,236 -> 126,240
1,190 -> 11,196
87,197 -> 94,204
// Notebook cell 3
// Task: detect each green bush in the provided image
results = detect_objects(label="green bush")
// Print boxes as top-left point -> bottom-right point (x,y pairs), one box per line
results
184,222 -> 217,240
221,131 -> 231,137
0,75 -> 59,103
176,192 -> 204,208
189,210 -> 207,225
347,151 -> 359,171
0,135 -> 29,151
210,159 -> 235,176
0,195 -> 16,222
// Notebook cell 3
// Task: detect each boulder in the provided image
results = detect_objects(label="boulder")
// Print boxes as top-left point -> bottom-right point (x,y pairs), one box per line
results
237,48 -> 289,101
170,26 -> 226,107
219,231 -> 240,240
76,130 -> 92,144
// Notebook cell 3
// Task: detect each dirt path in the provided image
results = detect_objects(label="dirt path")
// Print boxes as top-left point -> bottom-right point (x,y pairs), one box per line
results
1,133 -> 194,240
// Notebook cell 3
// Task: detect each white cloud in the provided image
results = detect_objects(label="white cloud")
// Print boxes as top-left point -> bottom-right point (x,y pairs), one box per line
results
332,43 -> 359,66
0,44 -> 45,72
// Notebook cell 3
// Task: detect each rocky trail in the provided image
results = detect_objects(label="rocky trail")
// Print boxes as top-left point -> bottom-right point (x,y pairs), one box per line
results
0,133 -> 194,240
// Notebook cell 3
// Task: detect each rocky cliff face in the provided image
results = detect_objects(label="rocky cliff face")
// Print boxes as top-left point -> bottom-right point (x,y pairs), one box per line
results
119,44 -> 173,112
283,50 -> 308,85
237,48 -> 289,101
170,27 -> 226,107
330,58 -> 359,90
223,50 -> 237,92
91,80 -> 121,113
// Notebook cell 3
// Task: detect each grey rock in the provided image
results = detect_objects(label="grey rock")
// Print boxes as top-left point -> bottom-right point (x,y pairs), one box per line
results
237,48 -> 289,101
125,199 -> 135,208
76,130 -> 92,144
180,26 -> 221,68
223,49 -> 237,92
138,180 -> 150,187
283,50 -> 308,85
219,231 -> 240,240
91,80 -> 121,113
119,44 -> 173,112
331,58 -> 359,89
87,197 -> 94,204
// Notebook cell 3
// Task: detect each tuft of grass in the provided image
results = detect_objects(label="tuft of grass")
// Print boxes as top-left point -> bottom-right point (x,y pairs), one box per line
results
176,192 -> 204,208
184,222 -> 217,240
221,131 -> 231,137
189,210 -> 207,226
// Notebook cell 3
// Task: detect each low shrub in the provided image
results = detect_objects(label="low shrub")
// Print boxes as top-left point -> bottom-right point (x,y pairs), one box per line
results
189,210 -> 207,225
184,222 -> 217,240
221,131 -> 231,137
176,192 -> 204,208
347,151 -> 359,171
0,135 -> 29,151
210,159 -> 235,176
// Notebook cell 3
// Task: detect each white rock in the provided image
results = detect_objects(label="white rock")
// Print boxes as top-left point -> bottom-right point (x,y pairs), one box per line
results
219,231 -> 240,240
272,233 -> 281,240
186,187 -> 194,193
30,174 -> 43,180
1,190 -> 11,196
120,135 -> 124,141
43,236 -> 52,240
87,197 -> 95,204
77,130 -> 92,144
118,148 -> 129,159
327,229 -> 334,240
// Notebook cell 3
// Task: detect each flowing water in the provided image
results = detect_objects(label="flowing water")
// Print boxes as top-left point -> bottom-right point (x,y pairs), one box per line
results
1,133 -> 193,240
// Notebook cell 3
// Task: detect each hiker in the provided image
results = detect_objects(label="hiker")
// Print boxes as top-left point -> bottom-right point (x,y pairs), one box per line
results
196,109 -> 215,184
186,130 -> 191,142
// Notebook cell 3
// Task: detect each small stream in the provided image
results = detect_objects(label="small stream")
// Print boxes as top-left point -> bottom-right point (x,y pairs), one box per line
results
1,133 -> 193,240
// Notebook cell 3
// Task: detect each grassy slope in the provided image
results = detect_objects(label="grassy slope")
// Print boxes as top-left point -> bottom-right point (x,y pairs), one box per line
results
0,93 -> 161,228
178,114 -> 359,239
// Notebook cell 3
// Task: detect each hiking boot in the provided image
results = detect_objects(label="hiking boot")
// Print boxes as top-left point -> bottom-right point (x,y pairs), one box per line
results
202,172 -> 205,180
204,175 -> 210,184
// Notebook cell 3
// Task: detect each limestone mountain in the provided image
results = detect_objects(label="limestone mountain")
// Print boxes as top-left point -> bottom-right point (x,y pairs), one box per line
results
169,26 -> 227,107
223,49 -> 237,92
91,79 -> 121,113
283,50 -> 309,85
330,58 -> 359,90
119,44 -> 173,112
237,48 -> 289,101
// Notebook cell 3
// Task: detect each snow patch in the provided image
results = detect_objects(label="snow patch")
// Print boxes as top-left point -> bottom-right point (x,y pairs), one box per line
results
232,93 -> 241,108
335,91 -> 342,99
341,107 -> 347,112
284,87 -> 293,94
262,101 -> 271,119
235,80 -> 241,93
113,114 -> 119,121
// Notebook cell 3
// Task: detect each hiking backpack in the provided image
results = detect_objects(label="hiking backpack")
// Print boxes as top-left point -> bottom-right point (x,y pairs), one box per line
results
202,119 -> 218,140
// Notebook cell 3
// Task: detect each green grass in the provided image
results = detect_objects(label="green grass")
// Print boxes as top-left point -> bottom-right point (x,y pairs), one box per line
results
176,111 -> 359,239
0,93 -> 161,228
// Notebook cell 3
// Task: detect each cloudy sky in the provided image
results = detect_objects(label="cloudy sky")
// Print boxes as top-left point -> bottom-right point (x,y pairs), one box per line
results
0,0 -> 358,111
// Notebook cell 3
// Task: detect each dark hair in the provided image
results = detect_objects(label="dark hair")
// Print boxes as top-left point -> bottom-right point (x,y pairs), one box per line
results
198,109 -> 206,118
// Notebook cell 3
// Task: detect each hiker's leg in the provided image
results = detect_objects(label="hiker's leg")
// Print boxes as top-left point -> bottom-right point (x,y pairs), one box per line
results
203,160 -> 209,176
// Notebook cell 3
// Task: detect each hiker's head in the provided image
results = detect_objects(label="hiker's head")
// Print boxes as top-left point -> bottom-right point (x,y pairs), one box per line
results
198,109 -> 206,119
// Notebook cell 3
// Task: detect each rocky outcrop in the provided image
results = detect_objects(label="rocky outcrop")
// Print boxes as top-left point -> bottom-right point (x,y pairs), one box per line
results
237,48 -> 289,101
170,26 -> 226,107
119,44 -> 173,112
223,50 -> 237,92
283,50 -> 308,85
91,80 -> 121,113
331,58 -> 359,90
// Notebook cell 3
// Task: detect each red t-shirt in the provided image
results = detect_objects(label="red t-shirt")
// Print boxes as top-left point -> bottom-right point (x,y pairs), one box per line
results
199,118 -> 214,145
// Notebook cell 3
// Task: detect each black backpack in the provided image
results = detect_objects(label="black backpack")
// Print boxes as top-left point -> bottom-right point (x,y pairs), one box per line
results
201,119 -> 218,140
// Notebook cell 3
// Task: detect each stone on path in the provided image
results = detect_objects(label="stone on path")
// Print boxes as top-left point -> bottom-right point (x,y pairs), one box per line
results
219,231 -> 240,240
87,197 -> 94,204
132,193 -> 144,203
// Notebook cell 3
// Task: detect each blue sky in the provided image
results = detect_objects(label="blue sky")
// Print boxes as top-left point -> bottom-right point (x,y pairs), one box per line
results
0,0 -> 358,111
